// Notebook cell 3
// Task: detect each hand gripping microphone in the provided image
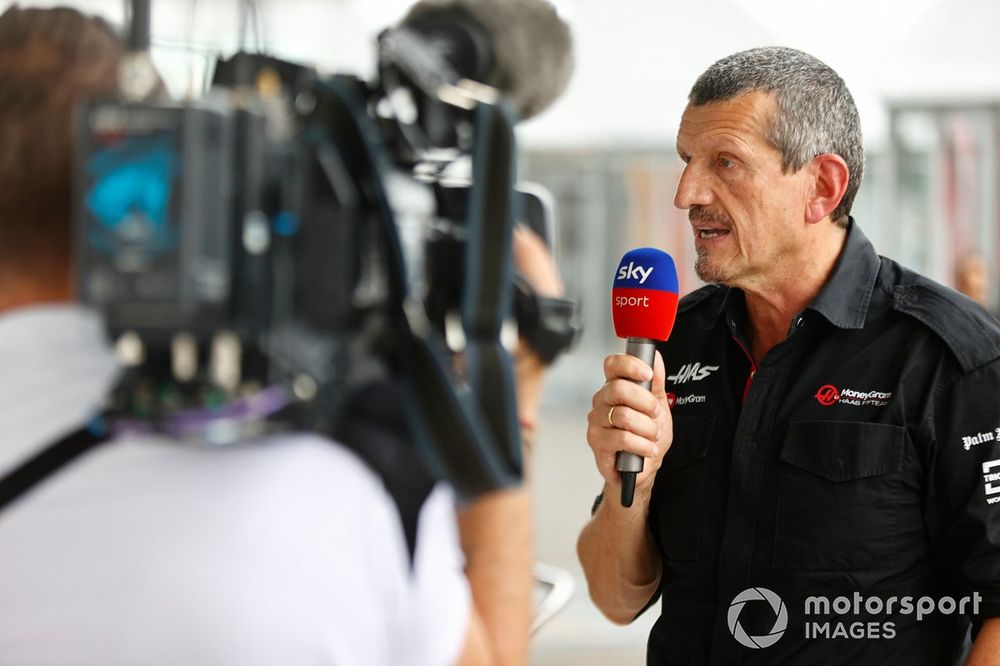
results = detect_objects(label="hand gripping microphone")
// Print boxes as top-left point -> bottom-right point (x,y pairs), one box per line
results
611,248 -> 679,507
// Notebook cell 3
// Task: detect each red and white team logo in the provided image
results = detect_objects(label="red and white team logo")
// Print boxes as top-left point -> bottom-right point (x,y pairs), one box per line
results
814,384 -> 892,407
815,385 -> 841,406
664,392 -> 706,408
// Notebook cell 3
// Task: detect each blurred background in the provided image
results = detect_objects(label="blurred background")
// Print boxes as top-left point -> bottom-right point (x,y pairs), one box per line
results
6,0 -> 1000,663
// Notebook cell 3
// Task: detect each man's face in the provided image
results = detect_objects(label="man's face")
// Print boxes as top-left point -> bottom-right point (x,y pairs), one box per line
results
674,91 -> 813,289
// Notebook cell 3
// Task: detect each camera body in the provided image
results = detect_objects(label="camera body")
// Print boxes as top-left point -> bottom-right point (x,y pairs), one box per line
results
73,43 -> 573,497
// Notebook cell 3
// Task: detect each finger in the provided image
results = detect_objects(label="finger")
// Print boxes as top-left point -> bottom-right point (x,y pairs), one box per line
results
600,378 -> 660,416
603,353 -> 654,384
606,404 -> 660,441
588,403 -> 657,440
651,350 -> 667,399
613,430 -> 660,460
587,406 -> 627,434
587,422 -> 659,461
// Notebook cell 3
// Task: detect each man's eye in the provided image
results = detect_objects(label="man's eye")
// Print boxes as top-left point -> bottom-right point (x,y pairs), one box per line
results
717,156 -> 735,169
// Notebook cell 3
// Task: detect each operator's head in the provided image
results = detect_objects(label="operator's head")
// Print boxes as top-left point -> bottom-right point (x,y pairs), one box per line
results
674,47 -> 862,287
955,251 -> 989,307
0,6 -> 122,307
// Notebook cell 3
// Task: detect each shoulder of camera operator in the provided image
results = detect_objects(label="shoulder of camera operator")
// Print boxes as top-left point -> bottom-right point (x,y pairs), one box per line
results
0,311 -> 476,666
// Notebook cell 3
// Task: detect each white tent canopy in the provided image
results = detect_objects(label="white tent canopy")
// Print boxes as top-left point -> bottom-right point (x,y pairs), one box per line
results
878,0 -> 1000,105
9,0 -> 1000,147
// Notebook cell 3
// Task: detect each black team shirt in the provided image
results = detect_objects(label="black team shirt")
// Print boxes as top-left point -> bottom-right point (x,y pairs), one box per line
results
636,220 -> 1000,664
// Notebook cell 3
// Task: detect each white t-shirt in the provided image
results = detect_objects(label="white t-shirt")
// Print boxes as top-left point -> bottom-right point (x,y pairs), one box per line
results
0,305 -> 470,666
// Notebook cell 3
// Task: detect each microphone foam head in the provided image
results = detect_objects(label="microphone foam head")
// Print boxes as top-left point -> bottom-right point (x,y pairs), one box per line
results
611,248 -> 679,342
403,0 -> 574,120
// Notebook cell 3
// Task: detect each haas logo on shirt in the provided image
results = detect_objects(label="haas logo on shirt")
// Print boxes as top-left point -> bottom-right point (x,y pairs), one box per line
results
668,362 -> 719,385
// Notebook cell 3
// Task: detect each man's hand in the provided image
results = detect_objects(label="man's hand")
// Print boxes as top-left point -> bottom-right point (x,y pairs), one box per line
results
587,351 -> 672,499
577,351 -> 669,623
966,617 -> 1000,666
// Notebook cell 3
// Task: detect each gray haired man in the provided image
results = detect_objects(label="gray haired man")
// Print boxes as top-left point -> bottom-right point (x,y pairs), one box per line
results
579,47 -> 1000,664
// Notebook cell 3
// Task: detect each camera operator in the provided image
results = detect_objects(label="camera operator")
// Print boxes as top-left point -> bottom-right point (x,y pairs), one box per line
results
0,6 -> 562,664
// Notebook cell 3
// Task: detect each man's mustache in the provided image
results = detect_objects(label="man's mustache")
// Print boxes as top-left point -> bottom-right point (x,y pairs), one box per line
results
689,207 -> 732,227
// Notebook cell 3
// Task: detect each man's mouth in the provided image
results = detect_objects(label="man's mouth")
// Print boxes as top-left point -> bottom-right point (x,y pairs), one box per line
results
694,226 -> 731,239
689,208 -> 733,241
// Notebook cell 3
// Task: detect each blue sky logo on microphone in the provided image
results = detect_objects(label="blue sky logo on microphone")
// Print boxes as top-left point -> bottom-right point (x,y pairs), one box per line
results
611,247 -> 679,341
612,247 -> 678,292
616,261 -> 654,285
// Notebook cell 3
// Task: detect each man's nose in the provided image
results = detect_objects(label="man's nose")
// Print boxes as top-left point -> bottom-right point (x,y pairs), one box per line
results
674,164 -> 712,210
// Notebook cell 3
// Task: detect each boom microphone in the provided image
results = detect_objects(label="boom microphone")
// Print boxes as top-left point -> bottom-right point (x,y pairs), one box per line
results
611,248 -> 679,507
396,0 -> 574,120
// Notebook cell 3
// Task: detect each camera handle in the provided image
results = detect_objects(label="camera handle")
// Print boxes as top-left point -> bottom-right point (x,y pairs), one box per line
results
315,77 -> 522,500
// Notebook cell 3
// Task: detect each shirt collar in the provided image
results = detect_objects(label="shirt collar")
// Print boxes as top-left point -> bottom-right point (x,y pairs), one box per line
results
714,218 -> 881,330
804,219 -> 880,329
0,304 -> 111,354
0,304 -> 118,389
0,304 -> 119,468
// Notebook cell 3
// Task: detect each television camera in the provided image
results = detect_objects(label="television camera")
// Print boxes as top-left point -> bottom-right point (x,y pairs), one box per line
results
73,0 -> 579,499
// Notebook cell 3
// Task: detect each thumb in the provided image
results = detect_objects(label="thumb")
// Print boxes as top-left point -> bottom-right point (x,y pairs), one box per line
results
651,350 -> 667,398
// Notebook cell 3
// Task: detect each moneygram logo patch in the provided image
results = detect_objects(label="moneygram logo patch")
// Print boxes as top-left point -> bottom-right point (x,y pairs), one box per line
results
728,587 -> 788,649
665,392 -> 706,408
814,385 -> 892,407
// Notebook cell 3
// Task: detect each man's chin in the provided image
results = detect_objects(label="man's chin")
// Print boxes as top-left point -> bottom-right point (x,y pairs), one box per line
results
694,258 -> 730,285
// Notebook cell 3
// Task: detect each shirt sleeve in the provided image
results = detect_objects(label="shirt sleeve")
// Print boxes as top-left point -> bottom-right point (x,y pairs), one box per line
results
924,356 -> 1000,619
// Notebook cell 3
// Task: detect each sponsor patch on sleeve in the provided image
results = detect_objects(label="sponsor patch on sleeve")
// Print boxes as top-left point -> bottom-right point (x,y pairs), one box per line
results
961,426 -> 1000,452
983,459 -> 1000,505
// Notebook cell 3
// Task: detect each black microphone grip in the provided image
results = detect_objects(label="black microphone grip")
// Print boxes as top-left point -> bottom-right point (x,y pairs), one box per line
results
616,337 -> 656,507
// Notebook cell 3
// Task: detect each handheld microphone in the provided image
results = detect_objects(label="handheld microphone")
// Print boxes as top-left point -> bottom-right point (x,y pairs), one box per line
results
611,248 -> 679,507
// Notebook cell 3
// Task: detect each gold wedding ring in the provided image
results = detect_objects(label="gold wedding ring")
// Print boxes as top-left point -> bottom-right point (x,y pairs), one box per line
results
608,406 -> 616,427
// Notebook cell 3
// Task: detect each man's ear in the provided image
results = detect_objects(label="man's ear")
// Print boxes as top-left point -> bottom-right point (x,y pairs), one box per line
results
804,154 -> 850,224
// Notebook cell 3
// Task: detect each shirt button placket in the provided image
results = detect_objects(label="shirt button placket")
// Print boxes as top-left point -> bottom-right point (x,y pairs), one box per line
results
712,366 -> 775,659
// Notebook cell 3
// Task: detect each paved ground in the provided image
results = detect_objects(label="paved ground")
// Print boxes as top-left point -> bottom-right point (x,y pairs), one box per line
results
528,405 -> 656,666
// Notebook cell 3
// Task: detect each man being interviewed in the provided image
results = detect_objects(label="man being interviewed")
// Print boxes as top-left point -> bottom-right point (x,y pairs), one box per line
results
578,47 -> 1000,665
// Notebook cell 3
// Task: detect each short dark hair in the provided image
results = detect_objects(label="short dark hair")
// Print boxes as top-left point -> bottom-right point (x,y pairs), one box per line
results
0,6 -> 122,281
689,47 -> 863,226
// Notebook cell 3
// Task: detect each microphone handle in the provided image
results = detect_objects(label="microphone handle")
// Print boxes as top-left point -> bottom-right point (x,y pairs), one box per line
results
616,337 -> 656,507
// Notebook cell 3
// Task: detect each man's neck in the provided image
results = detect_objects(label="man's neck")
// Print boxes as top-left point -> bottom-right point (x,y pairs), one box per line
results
741,225 -> 848,363
0,279 -> 72,316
